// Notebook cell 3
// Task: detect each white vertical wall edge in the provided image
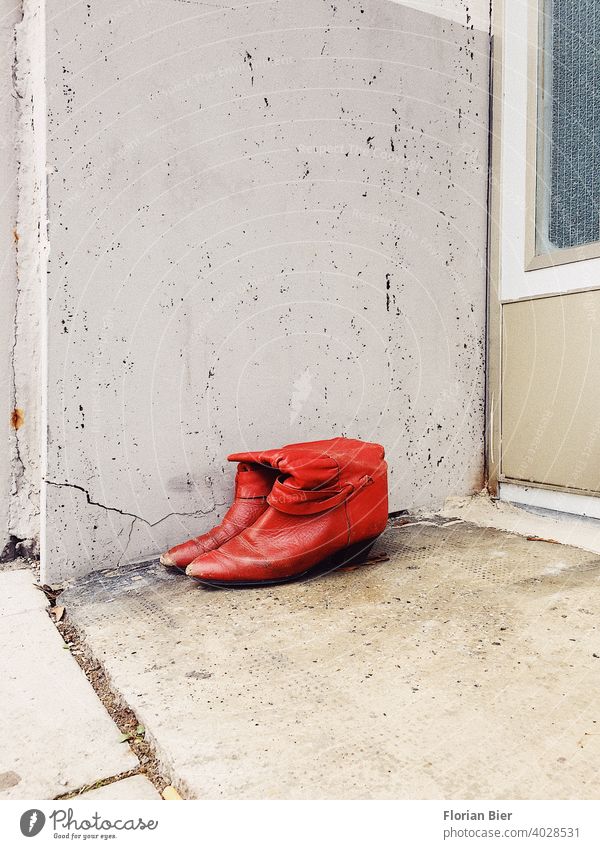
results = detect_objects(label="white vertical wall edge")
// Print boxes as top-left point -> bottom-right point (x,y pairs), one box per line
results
500,482 -> 600,521
12,0 -> 47,553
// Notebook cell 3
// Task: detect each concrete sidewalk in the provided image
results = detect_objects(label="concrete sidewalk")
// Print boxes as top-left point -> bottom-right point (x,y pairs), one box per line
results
60,517 -> 600,799
0,570 -> 160,800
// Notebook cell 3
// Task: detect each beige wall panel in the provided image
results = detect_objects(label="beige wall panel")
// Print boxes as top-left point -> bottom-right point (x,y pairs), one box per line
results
502,291 -> 600,493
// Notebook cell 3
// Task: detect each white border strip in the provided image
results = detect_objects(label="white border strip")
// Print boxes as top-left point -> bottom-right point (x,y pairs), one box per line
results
500,481 -> 600,520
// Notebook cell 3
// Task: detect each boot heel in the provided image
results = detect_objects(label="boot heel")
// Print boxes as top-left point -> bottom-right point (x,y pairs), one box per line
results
332,537 -> 378,569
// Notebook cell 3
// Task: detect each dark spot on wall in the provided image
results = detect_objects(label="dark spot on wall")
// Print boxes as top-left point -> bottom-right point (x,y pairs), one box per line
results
243,50 -> 254,86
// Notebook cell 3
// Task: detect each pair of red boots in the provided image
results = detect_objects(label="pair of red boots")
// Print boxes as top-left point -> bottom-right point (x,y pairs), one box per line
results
161,437 -> 388,587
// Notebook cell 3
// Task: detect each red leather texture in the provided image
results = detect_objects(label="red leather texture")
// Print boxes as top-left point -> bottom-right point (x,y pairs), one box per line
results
187,437 -> 388,584
160,463 -> 277,568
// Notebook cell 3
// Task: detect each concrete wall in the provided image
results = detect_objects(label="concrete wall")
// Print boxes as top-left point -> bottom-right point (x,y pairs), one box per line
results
1,0 -> 46,561
43,0 -> 490,583
0,2 -> 20,559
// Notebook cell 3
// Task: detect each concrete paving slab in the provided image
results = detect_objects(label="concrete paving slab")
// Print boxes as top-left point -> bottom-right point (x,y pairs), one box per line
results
77,775 -> 161,800
3,568 -> 47,616
443,492 -> 600,555
62,523 -> 600,799
0,570 -> 139,800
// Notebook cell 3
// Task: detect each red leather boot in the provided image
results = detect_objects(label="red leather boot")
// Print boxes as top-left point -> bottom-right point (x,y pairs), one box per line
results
159,462 -> 277,569
186,438 -> 388,586
160,439 -> 344,569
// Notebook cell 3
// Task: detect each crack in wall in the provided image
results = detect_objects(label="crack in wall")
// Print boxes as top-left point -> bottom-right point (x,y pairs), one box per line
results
116,518 -> 136,569
8,12 -> 27,522
8,0 -> 47,550
45,480 -> 225,528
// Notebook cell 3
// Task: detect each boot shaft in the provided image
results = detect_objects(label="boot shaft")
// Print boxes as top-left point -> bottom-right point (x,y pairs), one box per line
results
229,436 -> 385,492
230,437 -> 387,530
234,462 -> 278,499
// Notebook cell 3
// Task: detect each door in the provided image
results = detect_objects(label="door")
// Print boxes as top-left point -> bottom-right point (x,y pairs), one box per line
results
489,0 -> 600,516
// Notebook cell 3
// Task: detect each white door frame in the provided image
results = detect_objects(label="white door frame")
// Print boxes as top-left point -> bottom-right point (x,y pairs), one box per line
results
487,0 -> 600,514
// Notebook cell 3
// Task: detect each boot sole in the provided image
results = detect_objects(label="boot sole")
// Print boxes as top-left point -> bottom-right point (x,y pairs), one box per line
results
189,537 -> 380,589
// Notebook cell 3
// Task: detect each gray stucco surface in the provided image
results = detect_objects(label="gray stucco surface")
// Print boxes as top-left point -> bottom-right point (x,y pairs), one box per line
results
44,0 -> 489,582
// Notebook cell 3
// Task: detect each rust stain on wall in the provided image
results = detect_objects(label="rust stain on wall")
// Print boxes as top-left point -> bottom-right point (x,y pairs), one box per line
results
11,408 -> 24,430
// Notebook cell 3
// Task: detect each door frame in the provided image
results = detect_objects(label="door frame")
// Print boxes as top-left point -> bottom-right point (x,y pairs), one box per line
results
486,0 -> 600,502
486,0 -> 504,497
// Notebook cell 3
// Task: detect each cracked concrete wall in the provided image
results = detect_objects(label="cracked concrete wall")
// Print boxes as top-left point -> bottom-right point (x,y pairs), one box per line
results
0,1 -> 20,558
1,0 -> 42,560
7,0 -> 46,559
43,0 -> 490,583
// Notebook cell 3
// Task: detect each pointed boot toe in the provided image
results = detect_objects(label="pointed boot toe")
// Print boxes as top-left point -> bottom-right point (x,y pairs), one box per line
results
160,461 -> 277,569
159,552 -> 175,567
161,537 -> 212,570
185,549 -> 236,583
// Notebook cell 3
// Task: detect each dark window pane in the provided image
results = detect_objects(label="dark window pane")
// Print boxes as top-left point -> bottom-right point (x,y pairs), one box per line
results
548,0 -> 600,249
